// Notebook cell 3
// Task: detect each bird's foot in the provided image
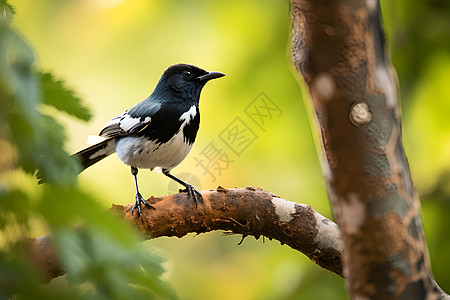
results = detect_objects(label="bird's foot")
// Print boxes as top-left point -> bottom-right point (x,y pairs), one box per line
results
131,192 -> 155,221
179,184 -> 203,207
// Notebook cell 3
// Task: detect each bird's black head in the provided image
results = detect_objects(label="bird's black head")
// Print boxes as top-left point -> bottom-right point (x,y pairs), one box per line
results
151,64 -> 225,103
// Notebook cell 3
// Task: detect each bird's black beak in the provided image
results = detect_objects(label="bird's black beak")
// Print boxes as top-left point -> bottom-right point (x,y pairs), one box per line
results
197,71 -> 225,82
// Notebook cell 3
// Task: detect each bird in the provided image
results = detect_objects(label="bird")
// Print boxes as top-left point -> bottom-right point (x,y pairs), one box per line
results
71,64 -> 225,220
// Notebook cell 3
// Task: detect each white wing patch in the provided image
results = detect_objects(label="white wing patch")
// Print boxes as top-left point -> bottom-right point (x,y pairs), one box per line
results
99,111 -> 151,138
119,114 -> 150,132
179,105 -> 197,124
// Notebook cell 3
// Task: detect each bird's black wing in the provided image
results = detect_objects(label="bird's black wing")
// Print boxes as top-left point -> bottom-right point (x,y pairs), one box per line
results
67,101 -> 161,174
99,101 -> 161,138
98,110 -> 151,138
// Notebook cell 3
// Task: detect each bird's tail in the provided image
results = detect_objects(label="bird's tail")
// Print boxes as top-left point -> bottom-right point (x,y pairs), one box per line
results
74,138 -> 116,172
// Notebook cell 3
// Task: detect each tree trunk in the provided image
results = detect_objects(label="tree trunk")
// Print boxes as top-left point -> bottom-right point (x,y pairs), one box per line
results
290,0 -> 444,298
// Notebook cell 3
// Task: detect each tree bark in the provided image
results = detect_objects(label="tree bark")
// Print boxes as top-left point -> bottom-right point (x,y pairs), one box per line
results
289,0 -> 445,298
24,187 -> 343,282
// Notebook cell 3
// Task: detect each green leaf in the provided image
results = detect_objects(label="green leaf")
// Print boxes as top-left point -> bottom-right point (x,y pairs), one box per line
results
0,187 -> 30,232
40,72 -> 92,121
54,227 -> 177,300
0,0 -> 15,24
0,249 -> 83,299
9,112 -> 80,185
36,185 -> 177,298
0,24 -> 38,121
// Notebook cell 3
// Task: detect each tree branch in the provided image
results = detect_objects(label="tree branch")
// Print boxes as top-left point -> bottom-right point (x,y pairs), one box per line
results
25,187 -> 343,282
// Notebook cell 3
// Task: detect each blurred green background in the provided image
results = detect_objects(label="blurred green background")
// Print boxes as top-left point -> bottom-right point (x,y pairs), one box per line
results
1,0 -> 450,299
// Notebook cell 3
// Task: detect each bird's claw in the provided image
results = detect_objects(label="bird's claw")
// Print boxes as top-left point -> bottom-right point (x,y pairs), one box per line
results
179,184 -> 202,207
131,192 -> 155,221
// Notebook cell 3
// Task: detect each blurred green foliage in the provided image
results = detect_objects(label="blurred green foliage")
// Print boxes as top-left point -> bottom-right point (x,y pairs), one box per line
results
41,72 -> 92,122
0,1 -> 175,299
0,0 -> 449,299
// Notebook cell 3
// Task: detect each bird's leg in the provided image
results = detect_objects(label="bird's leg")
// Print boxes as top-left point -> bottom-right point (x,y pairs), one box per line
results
131,166 -> 155,220
162,169 -> 202,207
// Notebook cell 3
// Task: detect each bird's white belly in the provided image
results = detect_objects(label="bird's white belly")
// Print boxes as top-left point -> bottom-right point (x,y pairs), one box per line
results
115,130 -> 192,170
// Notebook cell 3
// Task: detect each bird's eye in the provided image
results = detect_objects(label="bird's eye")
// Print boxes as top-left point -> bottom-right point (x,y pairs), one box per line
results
182,70 -> 192,79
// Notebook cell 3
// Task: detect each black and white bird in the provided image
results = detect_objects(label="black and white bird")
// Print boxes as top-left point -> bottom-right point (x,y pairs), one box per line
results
74,64 -> 225,219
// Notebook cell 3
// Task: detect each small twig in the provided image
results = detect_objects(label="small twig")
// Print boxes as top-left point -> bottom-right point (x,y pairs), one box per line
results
237,235 -> 247,246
